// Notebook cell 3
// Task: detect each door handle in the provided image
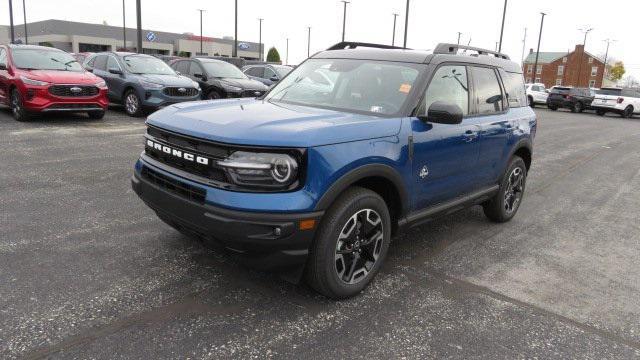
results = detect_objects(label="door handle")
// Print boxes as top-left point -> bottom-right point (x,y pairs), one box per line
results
463,130 -> 477,142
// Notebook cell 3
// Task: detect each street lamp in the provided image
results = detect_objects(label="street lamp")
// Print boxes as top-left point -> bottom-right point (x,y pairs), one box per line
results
197,9 -> 205,55
307,26 -> 311,58
531,12 -> 546,85
498,0 -> 508,52
8,0 -> 15,44
457,32 -> 462,45
136,0 -> 142,54
22,0 -> 27,44
403,0 -> 409,48
520,27 -> 527,65
258,18 -> 263,61
122,0 -> 126,50
233,0 -> 238,57
286,38 -> 289,65
576,27 -> 593,87
392,13 -> 398,46
340,1 -> 349,42
602,39 -> 616,76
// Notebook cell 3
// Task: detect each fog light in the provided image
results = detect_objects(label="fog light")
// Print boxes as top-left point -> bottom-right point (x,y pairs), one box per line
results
273,227 -> 282,236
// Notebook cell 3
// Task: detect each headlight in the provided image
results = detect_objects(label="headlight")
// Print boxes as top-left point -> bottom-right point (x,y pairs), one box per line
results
20,76 -> 49,86
223,84 -> 242,92
218,151 -> 300,189
95,80 -> 107,88
191,81 -> 200,89
138,79 -> 163,89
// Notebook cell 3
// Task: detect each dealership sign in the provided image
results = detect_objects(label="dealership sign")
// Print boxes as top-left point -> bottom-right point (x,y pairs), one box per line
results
237,42 -> 250,50
146,32 -> 157,42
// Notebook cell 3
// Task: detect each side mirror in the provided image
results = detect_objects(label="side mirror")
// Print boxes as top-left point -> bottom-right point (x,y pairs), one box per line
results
108,67 -> 123,75
269,75 -> 279,82
545,89 -> 550,93
0,63 -> 6,70
420,101 -> 463,125
485,94 -> 503,104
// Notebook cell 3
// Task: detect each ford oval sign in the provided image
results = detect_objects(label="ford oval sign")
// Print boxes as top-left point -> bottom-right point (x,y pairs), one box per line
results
146,32 -> 157,42
237,42 -> 250,50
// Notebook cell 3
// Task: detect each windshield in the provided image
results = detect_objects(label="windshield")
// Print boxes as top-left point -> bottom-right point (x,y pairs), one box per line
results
122,55 -> 176,75
265,59 -> 421,116
12,49 -> 83,72
201,61 -> 247,79
273,65 -> 293,77
596,88 -> 622,96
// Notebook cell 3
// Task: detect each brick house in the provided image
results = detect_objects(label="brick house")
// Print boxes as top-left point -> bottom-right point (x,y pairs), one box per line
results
523,44 -> 605,88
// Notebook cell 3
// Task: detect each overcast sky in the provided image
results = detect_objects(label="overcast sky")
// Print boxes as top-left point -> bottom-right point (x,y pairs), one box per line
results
3,0 -> 640,79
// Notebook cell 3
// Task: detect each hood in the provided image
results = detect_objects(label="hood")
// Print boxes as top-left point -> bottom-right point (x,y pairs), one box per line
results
19,69 -> 100,84
146,99 -> 401,147
216,77 -> 268,91
135,74 -> 195,87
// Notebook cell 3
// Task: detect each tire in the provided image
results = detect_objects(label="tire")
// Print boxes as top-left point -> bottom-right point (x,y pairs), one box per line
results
123,89 -> 144,117
549,106 -> 558,111
622,106 -> 633,118
528,96 -> 535,108
206,90 -> 222,100
306,187 -> 391,299
483,156 -> 527,223
87,110 -> 105,119
596,109 -> 606,116
10,89 -> 31,122
574,102 -> 583,113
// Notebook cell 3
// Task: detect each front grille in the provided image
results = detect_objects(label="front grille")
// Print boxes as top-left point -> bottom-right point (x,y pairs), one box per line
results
47,103 -> 102,110
141,166 -> 206,204
49,85 -> 99,97
163,87 -> 199,97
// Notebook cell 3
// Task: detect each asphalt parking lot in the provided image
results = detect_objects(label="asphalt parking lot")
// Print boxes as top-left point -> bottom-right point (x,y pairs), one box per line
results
1,105 -> 639,359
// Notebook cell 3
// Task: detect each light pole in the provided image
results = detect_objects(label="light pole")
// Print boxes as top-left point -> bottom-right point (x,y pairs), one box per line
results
286,38 -> 289,65
258,18 -> 263,61
21,0 -> 27,44
576,27 -> 593,87
8,0 -> 15,44
122,0 -> 126,50
498,0 -> 508,52
457,32 -> 462,45
307,26 -> 311,58
340,1 -> 349,42
136,0 -> 142,53
531,12 -> 546,85
520,27 -> 527,65
233,0 -> 238,57
602,39 -> 616,76
403,0 -> 409,48
392,13 -> 398,46
197,9 -> 205,55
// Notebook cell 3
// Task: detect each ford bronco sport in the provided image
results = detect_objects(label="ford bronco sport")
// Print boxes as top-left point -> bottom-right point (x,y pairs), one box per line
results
132,42 -> 536,299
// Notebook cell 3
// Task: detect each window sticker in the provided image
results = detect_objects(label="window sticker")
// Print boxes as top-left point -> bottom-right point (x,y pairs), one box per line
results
399,83 -> 412,93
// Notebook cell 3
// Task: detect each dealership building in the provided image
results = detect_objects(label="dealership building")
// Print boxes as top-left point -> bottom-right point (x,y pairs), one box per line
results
0,19 -> 262,59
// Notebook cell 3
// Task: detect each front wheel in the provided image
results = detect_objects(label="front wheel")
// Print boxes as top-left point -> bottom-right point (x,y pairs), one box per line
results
483,156 -> 527,223
596,109 -> 606,116
548,106 -> 558,111
574,102 -> 583,113
10,89 -> 31,122
528,96 -> 535,108
306,187 -> 391,299
124,89 -> 144,117
206,90 -> 222,100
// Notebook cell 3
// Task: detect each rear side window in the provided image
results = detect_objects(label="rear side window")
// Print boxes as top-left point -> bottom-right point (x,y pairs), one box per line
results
174,60 -> 190,75
189,62 -> 204,77
245,66 -> 264,77
93,55 -> 107,71
424,65 -> 469,115
500,70 -> 527,107
622,89 -> 640,98
471,67 -> 504,114
106,56 -> 120,71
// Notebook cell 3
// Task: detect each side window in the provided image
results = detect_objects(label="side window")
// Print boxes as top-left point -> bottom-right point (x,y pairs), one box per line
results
499,69 -> 527,108
86,55 -> 96,68
93,55 -> 108,71
175,61 -> 190,75
246,66 -> 264,77
423,65 -> 469,116
0,48 -> 6,66
188,62 -> 203,77
264,67 -> 277,79
472,67 -> 504,114
106,56 -> 120,71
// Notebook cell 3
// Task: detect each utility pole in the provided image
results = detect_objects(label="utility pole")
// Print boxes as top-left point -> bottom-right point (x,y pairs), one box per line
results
392,13 -> 398,46
258,18 -> 263,61
520,27 -> 527,65
457,32 -> 462,45
21,0 -> 27,44
122,0 -> 126,50
286,38 -> 289,65
197,9 -> 205,55
233,0 -> 238,57
576,27 -> 593,87
340,1 -> 349,42
498,0 -> 508,52
136,0 -> 142,53
532,12 -> 546,85
8,0 -> 15,44
307,26 -> 311,58
403,0 -> 409,48
602,39 -> 616,76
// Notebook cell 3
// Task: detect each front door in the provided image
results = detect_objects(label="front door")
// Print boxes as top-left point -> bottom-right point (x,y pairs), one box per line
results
411,64 -> 481,209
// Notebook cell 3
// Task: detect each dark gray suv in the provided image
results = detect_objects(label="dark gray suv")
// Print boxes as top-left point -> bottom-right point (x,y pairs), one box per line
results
84,52 -> 201,117
242,64 -> 293,86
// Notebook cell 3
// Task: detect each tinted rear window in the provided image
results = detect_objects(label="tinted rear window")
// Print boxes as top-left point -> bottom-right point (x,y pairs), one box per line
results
597,88 -> 622,96
551,87 -> 571,94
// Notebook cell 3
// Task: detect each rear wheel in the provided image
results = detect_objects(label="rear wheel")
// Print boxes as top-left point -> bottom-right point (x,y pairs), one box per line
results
596,109 -> 606,116
207,90 -> 222,100
87,110 -> 105,119
548,105 -> 558,111
10,89 -> 31,122
306,187 -> 391,299
483,156 -> 527,223
528,96 -> 535,108
622,106 -> 634,118
124,89 -> 144,117
573,102 -> 583,113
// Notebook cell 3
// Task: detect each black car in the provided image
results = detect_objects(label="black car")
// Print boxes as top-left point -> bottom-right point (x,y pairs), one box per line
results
242,64 -> 294,86
547,87 -> 595,113
171,58 -> 268,100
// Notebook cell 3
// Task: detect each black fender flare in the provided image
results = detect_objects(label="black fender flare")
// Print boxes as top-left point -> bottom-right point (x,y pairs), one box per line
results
314,163 -> 409,215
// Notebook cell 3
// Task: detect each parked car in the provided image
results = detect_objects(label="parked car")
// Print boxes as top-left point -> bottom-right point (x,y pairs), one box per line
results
546,87 -> 594,113
0,45 -> 108,121
169,58 -> 268,100
525,83 -> 548,107
242,64 -> 293,86
84,52 -> 200,117
131,42 -> 536,299
199,56 -> 246,69
71,52 -> 94,69
591,87 -> 640,118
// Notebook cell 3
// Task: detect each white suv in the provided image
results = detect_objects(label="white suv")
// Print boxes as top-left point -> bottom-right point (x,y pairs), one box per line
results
592,88 -> 640,118
525,83 -> 549,107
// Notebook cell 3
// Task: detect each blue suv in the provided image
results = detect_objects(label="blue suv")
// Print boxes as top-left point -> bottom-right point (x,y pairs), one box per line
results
132,42 -> 536,299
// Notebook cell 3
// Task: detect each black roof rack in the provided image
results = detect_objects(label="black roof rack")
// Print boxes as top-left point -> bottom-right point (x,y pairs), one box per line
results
326,42 -> 409,51
433,43 -> 510,60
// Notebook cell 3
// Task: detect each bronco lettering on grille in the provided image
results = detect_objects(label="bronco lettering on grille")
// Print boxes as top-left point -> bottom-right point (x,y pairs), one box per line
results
146,139 -> 209,165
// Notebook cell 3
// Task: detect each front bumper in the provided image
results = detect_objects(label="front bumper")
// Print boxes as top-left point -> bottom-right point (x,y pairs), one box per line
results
131,162 -> 323,272
22,86 -> 109,112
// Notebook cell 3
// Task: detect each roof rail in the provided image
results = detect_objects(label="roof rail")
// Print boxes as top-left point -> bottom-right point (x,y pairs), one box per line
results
433,43 -> 510,60
326,42 -> 409,51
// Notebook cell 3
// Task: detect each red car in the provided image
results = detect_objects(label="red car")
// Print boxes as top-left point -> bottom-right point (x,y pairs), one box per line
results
0,45 -> 108,121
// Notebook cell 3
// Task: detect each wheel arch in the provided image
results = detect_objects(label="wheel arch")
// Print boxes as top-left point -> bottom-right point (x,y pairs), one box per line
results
511,139 -> 533,171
